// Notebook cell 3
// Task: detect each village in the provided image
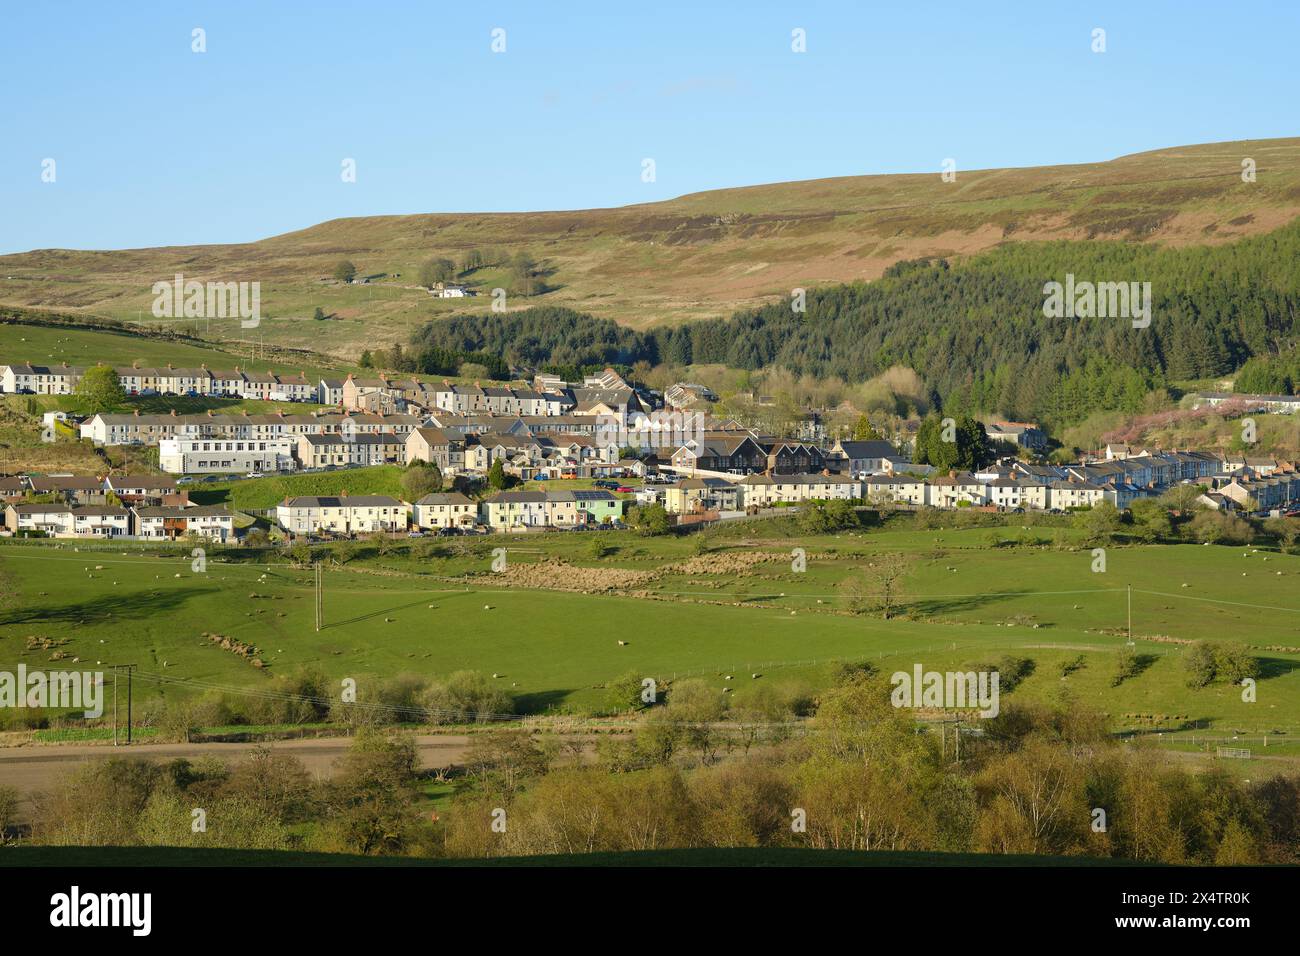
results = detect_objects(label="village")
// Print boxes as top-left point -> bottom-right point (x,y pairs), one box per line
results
3,360 -> 1298,541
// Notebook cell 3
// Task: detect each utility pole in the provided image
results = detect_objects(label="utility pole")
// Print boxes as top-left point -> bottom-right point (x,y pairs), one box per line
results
1127,584 -> 1134,646
125,664 -> 135,744
112,664 -> 136,744
315,562 -> 323,631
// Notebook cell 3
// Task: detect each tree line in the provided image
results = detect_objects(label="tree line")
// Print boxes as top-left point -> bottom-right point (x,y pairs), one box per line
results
12,674 -> 1298,865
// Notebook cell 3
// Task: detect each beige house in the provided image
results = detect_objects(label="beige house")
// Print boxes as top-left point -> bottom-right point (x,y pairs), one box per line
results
405,427 -> 465,474
738,473 -> 859,508
412,492 -> 477,530
663,477 -> 741,515
860,475 -> 928,507
927,473 -> 987,509
275,495 -> 409,535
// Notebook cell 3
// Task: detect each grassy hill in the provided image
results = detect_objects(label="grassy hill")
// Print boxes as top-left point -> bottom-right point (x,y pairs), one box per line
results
2,138 -> 1298,359
188,465 -> 407,511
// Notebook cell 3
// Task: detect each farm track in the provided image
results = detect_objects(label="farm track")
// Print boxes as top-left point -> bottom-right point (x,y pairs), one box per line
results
0,733 -> 476,816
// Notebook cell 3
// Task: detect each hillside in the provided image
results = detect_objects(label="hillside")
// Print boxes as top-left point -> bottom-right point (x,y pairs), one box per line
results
2,138 -> 1298,360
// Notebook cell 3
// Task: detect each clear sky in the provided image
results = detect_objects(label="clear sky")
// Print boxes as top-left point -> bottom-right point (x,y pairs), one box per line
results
2,1 -> 1296,254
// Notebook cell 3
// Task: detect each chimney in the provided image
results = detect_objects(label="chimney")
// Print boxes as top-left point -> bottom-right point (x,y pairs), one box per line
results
133,408 -> 140,417
169,409 -> 177,417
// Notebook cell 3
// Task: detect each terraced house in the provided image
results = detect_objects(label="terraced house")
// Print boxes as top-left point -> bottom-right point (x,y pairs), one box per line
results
133,504 -> 235,541
412,492 -> 478,530
275,495 -> 409,535
295,432 -> 407,469
479,490 -> 548,530
546,489 -> 622,527
433,383 -> 551,417
104,475 -> 180,506
81,410 -> 422,446
0,362 -> 83,394
738,473 -> 859,507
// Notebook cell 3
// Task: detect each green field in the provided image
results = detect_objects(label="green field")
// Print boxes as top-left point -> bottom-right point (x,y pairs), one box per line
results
0,321 -> 345,383
3,525 -> 1299,740
187,466 -> 409,511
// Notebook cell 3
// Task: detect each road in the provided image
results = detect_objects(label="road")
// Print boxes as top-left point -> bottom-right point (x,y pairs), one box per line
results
0,734 -> 475,814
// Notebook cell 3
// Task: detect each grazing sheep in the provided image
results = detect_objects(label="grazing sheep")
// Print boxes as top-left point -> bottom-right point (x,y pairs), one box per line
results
617,640 -> 627,646
751,673 -> 761,679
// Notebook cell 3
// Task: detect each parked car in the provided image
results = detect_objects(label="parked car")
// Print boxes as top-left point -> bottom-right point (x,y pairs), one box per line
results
246,471 -> 265,479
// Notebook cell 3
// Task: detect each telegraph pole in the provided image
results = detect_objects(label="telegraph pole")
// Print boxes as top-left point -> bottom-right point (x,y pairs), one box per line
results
112,664 -> 136,744
1127,584 -> 1133,646
125,664 -> 135,744
315,562 -> 323,631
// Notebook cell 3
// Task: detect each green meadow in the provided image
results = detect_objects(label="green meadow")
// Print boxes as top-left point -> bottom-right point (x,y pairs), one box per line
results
0,321 -> 343,383
2,526 -> 1298,741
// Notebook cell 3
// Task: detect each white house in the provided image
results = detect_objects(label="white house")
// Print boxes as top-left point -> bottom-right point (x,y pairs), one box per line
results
132,505 -> 234,541
275,495 -> 409,535
412,492 -> 478,531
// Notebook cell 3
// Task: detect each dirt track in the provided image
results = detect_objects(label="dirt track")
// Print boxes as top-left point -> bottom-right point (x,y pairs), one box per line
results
0,734 -> 474,813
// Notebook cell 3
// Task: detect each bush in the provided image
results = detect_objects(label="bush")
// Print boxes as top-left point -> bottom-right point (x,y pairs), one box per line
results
421,671 -> 514,725
1112,646 -> 1140,687
1184,642 -> 1217,688
1183,641 -> 1258,688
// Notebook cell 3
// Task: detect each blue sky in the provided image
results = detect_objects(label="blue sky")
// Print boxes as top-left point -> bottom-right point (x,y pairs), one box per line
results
2,1 -> 1296,253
